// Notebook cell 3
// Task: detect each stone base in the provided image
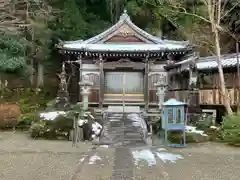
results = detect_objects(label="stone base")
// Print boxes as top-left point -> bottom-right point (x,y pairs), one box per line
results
68,129 -> 84,142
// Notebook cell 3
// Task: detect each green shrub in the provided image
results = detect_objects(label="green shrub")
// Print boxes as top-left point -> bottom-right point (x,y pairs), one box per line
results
222,114 -> 240,146
29,120 -> 48,138
29,120 -> 59,139
17,113 -> 40,130
29,103 -> 86,140
168,131 -> 209,143
45,99 -> 56,111
204,127 -> 222,142
195,114 -> 213,130
51,115 -> 73,132
152,118 -> 162,136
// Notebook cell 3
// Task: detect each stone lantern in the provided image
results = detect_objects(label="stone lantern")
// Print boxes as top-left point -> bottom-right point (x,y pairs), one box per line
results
78,75 -> 93,110
189,63 -> 198,93
55,63 -> 70,110
155,76 -> 167,110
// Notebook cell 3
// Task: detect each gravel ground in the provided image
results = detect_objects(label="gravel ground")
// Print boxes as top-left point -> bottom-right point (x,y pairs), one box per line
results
1,132 -> 240,180
162,152 -> 240,180
0,131 -> 92,153
163,143 -> 240,180
74,147 -> 114,180
0,131 -> 98,180
132,144 -> 240,180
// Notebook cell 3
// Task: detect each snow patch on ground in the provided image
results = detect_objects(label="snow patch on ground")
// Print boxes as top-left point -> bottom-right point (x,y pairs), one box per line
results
132,148 -> 184,166
156,152 -> 184,163
80,157 -> 85,162
132,149 -> 156,167
40,111 -> 66,121
89,153 -> 101,164
100,145 -> 109,148
210,126 -> 219,129
157,148 -> 167,152
185,126 -> 208,136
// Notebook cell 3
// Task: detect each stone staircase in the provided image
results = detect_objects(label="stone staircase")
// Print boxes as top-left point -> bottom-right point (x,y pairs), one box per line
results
100,106 -> 147,147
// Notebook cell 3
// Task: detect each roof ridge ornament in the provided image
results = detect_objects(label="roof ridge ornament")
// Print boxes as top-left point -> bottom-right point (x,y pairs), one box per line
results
120,9 -> 130,21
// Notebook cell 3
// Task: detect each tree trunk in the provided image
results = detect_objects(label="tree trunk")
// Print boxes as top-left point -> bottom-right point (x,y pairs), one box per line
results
29,59 -> 34,85
36,62 -> 44,87
207,0 -> 233,115
214,27 -> 233,115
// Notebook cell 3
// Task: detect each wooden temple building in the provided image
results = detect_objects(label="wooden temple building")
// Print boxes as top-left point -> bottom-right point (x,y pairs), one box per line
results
57,10 -> 240,118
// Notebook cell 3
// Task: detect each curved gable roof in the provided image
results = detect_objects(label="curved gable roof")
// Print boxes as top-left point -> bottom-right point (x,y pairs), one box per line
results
59,10 -> 191,52
84,10 -> 163,44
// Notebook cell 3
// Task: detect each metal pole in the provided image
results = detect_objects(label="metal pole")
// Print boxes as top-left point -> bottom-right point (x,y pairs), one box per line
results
122,73 -> 126,145
123,73 -> 125,114
78,57 -> 82,102
236,41 -> 240,111
72,115 -> 76,147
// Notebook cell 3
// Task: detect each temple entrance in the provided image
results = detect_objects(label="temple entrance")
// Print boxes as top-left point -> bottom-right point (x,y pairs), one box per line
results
104,71 -> 144,102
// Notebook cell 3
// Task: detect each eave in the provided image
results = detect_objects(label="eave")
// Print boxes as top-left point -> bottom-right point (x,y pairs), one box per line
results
59,47 -> 192,58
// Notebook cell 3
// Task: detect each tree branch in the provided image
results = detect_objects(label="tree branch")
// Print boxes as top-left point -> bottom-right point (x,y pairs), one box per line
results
167,5 -> 211,23
220,1 -> 240,20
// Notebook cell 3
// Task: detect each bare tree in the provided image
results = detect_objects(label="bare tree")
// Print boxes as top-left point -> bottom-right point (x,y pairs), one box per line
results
206,0 -> 233,115
149,0 -> 239,115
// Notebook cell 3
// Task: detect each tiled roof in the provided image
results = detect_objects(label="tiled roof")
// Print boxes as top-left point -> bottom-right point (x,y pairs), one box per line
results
165,53 -> 239,71
62,43 -> 190,52
59,10 -> 190,52
163,98 -> 186,106
197,53 -> 240,70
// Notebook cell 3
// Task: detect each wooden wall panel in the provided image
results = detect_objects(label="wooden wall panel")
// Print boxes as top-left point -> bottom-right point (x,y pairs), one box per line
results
199,72 -> 238,89
149,90 -> 157,103
89,89 -> 99,102
214,89 -> 219,104
165,91 -> 188,103
105,35 -> 145,43
167,89 -> 240,105
199,88 -> 239,105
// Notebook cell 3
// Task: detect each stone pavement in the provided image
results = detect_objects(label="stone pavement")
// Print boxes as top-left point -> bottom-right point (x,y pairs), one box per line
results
1,132 -> 240,180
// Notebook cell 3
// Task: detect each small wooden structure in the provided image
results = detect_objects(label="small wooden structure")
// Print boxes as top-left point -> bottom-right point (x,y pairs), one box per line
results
162,98 -> 186,148
165,53 -> 240,106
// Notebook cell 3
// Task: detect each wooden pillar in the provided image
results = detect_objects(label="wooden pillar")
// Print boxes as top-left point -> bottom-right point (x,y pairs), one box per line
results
144,56 -> 149,110
78,55 -> 82,102
99,55 -> 104,108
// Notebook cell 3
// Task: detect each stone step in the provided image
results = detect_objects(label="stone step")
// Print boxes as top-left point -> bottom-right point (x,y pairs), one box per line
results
108,130 -> 141,135
100,111 -> 147,146
109,125 -> 123,128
